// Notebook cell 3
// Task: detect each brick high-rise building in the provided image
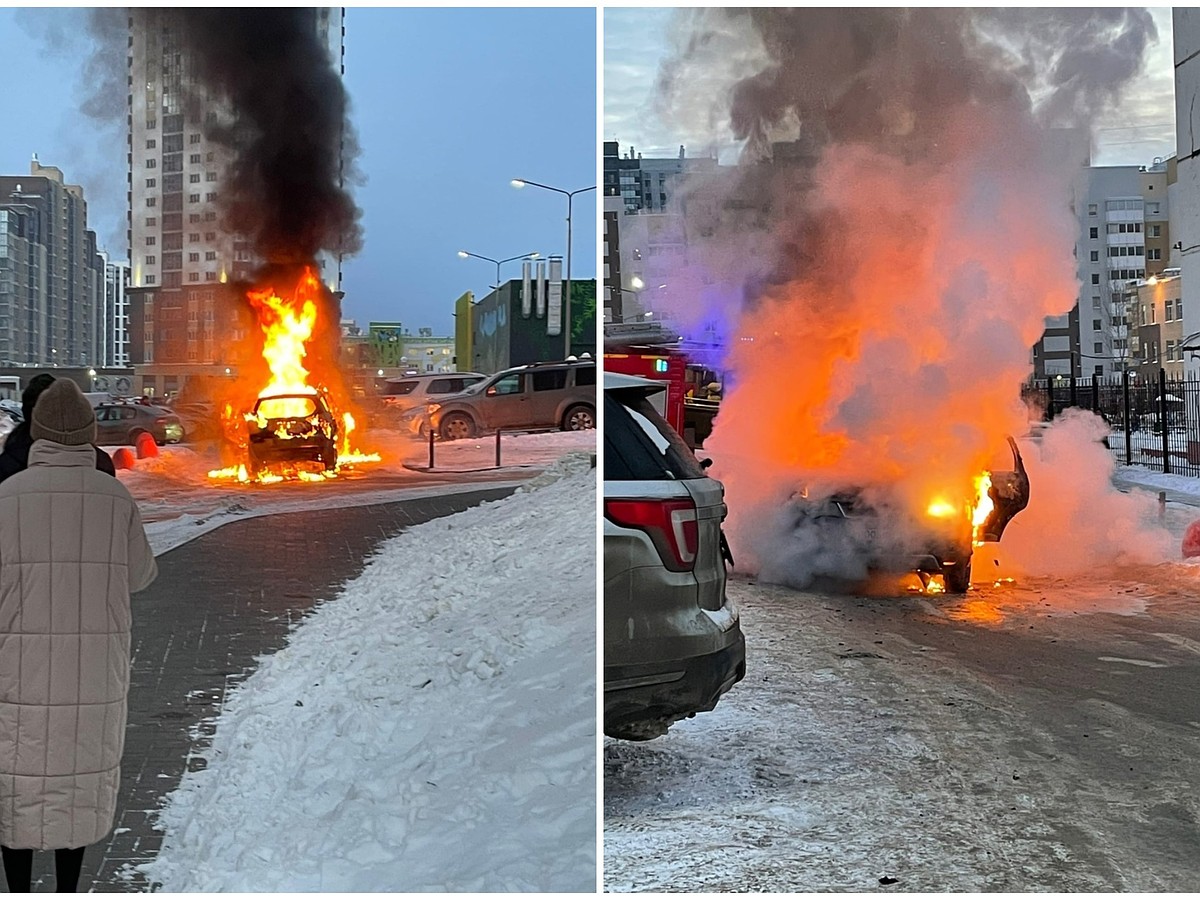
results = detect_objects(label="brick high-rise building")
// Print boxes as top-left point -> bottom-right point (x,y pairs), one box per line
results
126,8 -> 346,384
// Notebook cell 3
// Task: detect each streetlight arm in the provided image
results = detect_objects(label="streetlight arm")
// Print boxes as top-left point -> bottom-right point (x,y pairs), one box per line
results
511,179 -> 597,199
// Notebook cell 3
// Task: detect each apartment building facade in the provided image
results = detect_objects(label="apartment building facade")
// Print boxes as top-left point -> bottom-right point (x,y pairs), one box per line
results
0,160 -> 104,367
1034,164 -> 1160,379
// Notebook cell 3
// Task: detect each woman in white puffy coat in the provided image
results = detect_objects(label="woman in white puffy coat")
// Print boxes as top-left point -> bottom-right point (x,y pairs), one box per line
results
0,378 -> 158,891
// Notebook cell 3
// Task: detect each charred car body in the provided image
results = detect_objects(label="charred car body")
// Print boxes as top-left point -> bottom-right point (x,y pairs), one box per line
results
246,390 -> 339,477
786,437 -> 1029,593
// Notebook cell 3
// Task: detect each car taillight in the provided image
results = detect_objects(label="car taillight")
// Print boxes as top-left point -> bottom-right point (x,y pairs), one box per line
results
605,498 -> 699,572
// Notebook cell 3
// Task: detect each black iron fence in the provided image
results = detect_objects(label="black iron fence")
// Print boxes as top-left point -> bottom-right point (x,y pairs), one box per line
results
1023,370 -> 1200,478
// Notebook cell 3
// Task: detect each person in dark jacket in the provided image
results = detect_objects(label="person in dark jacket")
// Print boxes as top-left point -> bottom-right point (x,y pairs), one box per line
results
0,374 -> 115,483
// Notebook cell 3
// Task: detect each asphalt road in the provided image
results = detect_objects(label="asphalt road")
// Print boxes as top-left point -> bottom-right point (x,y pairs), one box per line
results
605,563 -> 1200,891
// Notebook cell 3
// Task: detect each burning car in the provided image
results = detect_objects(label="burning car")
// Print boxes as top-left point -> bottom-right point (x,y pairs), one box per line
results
786,437 -> 1029,593
245,390 -> 339,478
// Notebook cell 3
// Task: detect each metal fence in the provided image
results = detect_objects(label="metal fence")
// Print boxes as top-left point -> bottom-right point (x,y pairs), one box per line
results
1023,370 -> 1200,478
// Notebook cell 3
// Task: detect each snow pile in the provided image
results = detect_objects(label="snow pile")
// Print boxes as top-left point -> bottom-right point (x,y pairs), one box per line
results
138,464 -> 597,892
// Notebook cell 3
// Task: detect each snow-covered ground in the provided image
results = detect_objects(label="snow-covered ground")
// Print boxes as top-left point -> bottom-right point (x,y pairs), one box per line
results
107,429 -> 595,553
1115,464 -> 1200,501
138,451 -> 598,892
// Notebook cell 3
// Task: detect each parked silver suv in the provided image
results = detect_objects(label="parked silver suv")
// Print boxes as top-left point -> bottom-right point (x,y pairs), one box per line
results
379,373 -> 486,413
411,358 -> 596,441
604,372 -> 745,740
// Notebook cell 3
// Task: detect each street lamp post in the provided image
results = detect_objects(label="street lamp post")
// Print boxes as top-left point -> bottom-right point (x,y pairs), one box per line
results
511,178 -> 596,357
457,249 -> 540,301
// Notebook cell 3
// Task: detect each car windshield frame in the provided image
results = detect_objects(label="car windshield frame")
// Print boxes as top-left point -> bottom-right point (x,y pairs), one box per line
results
253,394 -> 322,420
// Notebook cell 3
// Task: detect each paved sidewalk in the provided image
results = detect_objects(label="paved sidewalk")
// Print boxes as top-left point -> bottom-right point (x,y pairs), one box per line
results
17,486 -> 516,892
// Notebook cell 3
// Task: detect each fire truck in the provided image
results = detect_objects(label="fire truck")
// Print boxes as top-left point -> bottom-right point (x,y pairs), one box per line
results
603,321 -> 725,447
603,347 -> 688,432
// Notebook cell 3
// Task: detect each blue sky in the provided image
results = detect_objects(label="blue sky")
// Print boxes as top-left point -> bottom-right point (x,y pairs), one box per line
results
0,7 -> 597,336
604,7 -> 1177,168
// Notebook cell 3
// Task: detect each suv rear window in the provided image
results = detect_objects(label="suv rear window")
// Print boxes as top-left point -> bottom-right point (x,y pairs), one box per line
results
605,392 -> 706,481
383,380 -> 418,396
575,365 -> 596,386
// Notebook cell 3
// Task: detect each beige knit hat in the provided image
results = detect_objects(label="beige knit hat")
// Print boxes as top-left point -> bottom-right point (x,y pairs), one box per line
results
30,378 -> 97,446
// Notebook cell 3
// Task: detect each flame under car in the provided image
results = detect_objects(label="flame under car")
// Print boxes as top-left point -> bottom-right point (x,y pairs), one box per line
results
246,391 -> 339,478
786,437 -> 1029,593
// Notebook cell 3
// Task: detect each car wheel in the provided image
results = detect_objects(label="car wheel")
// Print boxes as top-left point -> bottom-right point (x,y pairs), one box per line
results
439,413 -> 475,441
562,404 -> 595,431
944,555 -> 972,594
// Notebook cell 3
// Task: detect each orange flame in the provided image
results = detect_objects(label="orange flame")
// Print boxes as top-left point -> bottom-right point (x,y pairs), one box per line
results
971,472 -> 994,545
207,267 -> 380,483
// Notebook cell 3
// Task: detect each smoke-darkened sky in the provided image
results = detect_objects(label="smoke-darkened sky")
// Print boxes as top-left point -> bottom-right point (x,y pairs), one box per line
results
604,7 -> 1176,167
0,7 -> 597,335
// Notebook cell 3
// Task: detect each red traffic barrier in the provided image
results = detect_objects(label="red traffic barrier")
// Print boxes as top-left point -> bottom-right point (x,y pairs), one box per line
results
1183,520 -> 1200,559
135,432 -> 159,460
112,447 -> 136,470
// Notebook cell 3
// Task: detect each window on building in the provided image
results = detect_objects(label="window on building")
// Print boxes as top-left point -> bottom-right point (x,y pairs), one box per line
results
1094,365 -> 1104,377
145,178 -> 156,188
1151,224 -> 1162,237
204,251 -> 217,261
189,174 -> 200,183
145,275 -> 156,284
188,252 -> 199,263
146,139 -> 156,149
205,192 -> 217,202
1149,248 -> 1162,260
204,231 -> 216,241
188,213 -> 201,224
146,217 -> 156,227
145,255 -> 156,265
1091,273 -> 1100,285
1089,227 -> 1098,239
189,134 -> 201,144
146,236 -> 156,246
1148,203 -> 1160,215
1090,250 -> 1099,262
146,158 -> 157,169
1088,203 -> 1098,216
1094,342 -> 1103,354
188,272 -> 199,282
189,154 -> 201,164
205,272 -> 217,281
205,172 -> 217,182
204,212 -> 216,221
1092,296 -> 1102,310
146,197 -> 156,207
188,193 -> 200,203
1092,319 -> 1101,331
1134,222 -> 1143,232
146,118 -> 157,130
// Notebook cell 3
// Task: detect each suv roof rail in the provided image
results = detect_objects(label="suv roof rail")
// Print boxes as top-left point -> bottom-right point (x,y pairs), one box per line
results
525,358 -> 596,367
